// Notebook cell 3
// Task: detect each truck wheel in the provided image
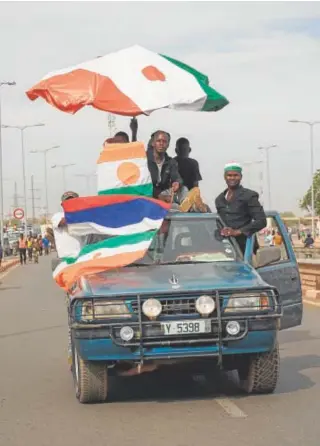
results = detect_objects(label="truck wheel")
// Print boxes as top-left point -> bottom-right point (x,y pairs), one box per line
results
238,342 -> 280,394
73,347 -> 108,404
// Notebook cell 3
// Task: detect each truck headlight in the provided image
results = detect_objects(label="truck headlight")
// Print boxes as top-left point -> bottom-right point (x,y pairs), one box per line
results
225,293 -> 271,312
195,295 -> 215,316
142,298 -> 162,319
82,300 -> 131,320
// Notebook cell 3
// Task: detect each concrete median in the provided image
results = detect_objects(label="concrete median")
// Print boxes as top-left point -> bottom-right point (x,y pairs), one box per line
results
298,259 -> 320,300
0,257 -> 20,274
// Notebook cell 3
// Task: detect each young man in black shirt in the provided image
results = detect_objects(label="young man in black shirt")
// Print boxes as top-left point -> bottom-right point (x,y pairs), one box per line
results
147,130 -> 183,198
215,163 -> 267,254
174,137 -> 202,190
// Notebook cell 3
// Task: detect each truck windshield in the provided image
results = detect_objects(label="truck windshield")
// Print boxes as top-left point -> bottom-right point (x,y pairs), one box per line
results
133,217 -> 240,266
85,217 -> 241,266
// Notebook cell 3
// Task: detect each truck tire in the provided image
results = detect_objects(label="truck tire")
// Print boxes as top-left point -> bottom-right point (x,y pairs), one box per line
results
73,346 -> 108,404
238,342 -> 280,394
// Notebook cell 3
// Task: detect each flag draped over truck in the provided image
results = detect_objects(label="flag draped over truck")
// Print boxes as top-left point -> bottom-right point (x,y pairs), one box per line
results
52,142 -> 170,291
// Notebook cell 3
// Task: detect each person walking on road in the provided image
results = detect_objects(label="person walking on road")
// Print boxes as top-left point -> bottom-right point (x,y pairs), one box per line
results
38,235 -> 43,256
215,163 -> 267,255
32,238 -> 40,264
42,236 -> 50,255
27,236 -> 33,262
18,234 -> 27,265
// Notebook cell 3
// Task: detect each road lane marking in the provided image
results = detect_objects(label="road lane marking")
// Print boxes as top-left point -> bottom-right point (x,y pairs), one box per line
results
192,374 -> 247,418
215,397 -> 247,418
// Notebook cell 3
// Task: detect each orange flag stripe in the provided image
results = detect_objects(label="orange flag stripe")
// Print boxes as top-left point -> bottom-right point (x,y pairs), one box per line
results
56,249 -> 147,292
98,141 -> 146,164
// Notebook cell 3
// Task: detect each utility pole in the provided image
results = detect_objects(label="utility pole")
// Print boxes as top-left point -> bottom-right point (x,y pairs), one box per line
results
107,114 -> 116,137
30,145 -> 59,222
29,175 -> 41,223
11,181 -> 23,209
74,173 -> 96,195
2,122 -> 45,235
242,160 -> 263,193
257,145 -> 277,210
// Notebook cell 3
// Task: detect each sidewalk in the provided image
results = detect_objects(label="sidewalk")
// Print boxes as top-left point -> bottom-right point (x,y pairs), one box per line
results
0,257 -> 20,274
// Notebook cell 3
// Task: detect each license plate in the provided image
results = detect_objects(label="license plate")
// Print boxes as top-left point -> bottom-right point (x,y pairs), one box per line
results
161,319 -> 211,336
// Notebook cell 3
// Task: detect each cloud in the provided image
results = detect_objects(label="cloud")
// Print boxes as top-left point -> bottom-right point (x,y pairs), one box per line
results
0,2 -> 320,215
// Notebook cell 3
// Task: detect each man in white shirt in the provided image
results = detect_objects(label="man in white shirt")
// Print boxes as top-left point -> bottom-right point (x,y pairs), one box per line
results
51,191 -> 83,259
51,191 -> 83,371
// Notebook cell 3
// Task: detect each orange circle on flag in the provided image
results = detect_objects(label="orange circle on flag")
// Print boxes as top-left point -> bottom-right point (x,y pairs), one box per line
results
117,162 -> 140,185
142,66 -> 166,82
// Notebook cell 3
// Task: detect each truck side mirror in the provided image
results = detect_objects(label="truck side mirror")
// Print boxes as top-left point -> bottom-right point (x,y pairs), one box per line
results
256,247 -> 282,268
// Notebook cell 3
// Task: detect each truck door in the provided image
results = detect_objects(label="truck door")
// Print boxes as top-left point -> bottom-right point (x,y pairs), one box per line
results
255,212 -> 303,329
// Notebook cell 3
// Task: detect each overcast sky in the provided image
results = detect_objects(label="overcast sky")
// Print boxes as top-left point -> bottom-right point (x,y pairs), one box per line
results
1,1 -> 320,216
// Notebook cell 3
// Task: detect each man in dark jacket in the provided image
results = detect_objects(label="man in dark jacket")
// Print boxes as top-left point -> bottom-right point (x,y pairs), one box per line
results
147,130 -> 183,198
215,163 -> 267,254
174,137 -> 202,190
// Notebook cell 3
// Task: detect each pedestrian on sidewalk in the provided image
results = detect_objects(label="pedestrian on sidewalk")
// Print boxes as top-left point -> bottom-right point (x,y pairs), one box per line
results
0,242 -> 3,268
18,234 -> 27,265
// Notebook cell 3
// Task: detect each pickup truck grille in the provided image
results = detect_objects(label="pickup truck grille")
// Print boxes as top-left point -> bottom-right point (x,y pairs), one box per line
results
131,297 -> 198,316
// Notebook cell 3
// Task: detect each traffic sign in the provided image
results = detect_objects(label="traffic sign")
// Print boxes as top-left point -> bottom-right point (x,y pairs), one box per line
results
13,208 -> 24,220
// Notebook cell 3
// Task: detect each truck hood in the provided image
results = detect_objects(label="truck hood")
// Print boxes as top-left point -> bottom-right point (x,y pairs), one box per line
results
77,262 -> 269,298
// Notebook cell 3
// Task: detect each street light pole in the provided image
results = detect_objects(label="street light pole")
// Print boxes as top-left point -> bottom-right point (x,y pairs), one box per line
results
75,173 -> 96,195
2,123 -> 45,236
51,163 -> 76,194
0,81 -> 16,248
30,145 -> 59,222
257,145 -> 277,210
289,120 -> 320,238
242,160 -> 263,190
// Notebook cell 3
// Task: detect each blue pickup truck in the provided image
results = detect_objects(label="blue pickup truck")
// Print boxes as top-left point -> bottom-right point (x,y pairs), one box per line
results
67,211 -> 302,403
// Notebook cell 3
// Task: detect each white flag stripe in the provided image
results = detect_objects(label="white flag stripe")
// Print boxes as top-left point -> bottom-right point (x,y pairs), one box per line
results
74,239 -> 151,264
68,218 -> 164,237
97,157 -> 151,192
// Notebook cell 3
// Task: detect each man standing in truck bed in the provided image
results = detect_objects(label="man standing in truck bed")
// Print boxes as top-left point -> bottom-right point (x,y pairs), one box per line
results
215,163 -> 267,254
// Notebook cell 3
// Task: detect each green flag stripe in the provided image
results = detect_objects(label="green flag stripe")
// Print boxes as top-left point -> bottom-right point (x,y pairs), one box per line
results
160,54 -> 229,112
98,183 -> 153,197
62,230 -> 156,265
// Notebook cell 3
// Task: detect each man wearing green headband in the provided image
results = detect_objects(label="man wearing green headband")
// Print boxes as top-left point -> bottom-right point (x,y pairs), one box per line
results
215,163 -> 267,254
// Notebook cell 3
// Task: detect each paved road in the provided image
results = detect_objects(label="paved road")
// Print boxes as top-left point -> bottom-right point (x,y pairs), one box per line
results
1,257 -> 320,446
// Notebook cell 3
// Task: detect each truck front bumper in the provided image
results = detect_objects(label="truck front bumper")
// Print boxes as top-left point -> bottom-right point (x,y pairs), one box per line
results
73,324 -> 277,362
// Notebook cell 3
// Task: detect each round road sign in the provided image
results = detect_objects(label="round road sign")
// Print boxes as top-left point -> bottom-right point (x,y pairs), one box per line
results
13,208 -> 24,220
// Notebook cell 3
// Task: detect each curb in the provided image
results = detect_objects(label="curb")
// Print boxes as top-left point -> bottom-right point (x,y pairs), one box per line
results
303,298 -> 320,308
0,258 -> 20,274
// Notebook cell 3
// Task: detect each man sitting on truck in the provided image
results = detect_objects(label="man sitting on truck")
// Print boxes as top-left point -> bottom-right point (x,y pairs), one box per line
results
215,163 -> 267,254
147,130 -> 184,199
174,137 -> 202,191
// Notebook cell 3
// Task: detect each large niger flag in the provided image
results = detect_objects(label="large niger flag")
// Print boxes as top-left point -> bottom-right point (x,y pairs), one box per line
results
26,45 -> 229,116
